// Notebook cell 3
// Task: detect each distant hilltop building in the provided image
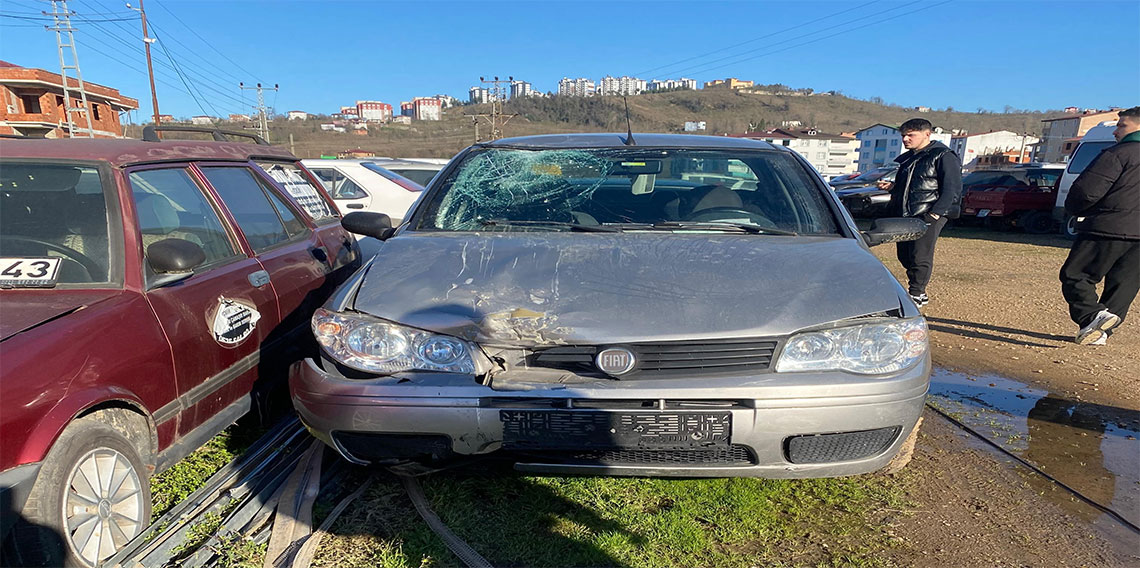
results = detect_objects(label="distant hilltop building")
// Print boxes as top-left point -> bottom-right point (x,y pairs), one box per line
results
733,128 -> 859,177
228,113 -> 251,122
597,76 -> 647,96
558,77 -> 596,97
0,59 -> 139,138
648,78 -> 697,92
469,86 -> 493,104
412,97 -> 441,121
286,110 -> 308,121
355,101 -> 391,123
510,80 -> 534,99
703,77 -> 753,89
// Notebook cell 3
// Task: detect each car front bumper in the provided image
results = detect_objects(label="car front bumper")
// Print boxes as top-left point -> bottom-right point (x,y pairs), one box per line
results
290,356 -> 930,478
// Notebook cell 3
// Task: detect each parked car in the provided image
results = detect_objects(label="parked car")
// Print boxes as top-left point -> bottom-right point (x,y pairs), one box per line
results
0,128 -> 361,566
299,159 -> 424,222
960,165 -> 1064,233
291,133 -> 931,479
367,158 -> 448,187
828,172 -> 860,184
1054,120 -> 1118,237
829,165 -> 897,190
835,169 -> 897,218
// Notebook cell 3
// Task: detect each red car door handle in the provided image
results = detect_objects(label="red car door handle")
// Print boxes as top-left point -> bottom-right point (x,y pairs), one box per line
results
247,270 -> 270,287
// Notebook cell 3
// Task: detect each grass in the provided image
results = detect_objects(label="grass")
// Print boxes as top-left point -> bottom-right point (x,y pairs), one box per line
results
148,416 -> 269,520
312,463 -> 913,568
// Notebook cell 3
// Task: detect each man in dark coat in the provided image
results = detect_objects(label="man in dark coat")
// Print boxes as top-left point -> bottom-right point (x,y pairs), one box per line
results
878,118 -> 963,307
1060,106 -> 1140,345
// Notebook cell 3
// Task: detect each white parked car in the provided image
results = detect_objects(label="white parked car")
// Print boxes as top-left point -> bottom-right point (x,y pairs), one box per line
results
300,159 -> 424,222
366,158 -> 448,187
1053,121 -> 1118,236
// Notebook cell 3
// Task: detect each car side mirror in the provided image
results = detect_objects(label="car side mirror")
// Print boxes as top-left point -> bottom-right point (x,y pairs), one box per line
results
342,211 -> 395,240
147,238 -> 206,287
861,217 -> 928,247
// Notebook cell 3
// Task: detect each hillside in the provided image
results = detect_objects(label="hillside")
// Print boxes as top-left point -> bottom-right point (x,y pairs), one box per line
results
133,90 -> 1069,160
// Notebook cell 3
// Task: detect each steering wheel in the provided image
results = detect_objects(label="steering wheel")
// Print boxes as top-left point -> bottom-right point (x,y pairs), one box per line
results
0,235 -> 102,279
684,207 -> 778,228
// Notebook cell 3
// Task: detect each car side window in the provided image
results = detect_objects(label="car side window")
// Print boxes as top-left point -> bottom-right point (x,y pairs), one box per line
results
309,167 -> 367,200
200,167 -> 298,252
127,168 -> 240,270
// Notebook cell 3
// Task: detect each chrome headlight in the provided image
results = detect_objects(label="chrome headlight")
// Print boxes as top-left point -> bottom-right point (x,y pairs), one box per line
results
775,318 -> 928,375
312,308 -> 476,374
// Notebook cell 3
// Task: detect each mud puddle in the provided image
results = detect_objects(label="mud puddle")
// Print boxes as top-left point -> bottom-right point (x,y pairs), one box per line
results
927,368 -> 1140,535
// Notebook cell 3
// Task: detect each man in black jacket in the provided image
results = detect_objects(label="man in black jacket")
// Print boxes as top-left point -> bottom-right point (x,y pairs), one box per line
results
878,118 -> 963,307
1060,106 -> 1140,345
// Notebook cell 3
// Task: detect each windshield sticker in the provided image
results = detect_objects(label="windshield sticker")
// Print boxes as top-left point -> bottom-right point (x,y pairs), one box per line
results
211,298 -> 261,345
437,149 -> 613,230
0,257 -> 62,288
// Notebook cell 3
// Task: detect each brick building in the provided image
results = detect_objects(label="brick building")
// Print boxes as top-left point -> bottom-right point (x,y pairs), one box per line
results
0,60 -> 138,138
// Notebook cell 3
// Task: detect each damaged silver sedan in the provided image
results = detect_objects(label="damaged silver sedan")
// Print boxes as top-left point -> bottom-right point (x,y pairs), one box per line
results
289,133 -> 932,478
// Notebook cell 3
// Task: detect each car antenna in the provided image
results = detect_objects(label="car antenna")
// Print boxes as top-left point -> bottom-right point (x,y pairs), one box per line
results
623,96 -> 636,146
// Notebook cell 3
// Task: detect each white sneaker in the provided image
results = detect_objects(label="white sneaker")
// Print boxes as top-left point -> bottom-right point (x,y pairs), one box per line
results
1075,310 -> 1121,345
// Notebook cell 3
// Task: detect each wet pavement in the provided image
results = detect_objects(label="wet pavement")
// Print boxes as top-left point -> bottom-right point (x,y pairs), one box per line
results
927,368 -> 1140,535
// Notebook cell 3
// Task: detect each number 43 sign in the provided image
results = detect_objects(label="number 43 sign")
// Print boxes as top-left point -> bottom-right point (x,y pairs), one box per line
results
0,257 -> 62,288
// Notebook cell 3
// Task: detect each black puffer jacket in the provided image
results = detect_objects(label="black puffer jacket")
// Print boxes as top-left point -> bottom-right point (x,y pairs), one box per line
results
1065,138 -> 1139,239
888,141 -> 963,218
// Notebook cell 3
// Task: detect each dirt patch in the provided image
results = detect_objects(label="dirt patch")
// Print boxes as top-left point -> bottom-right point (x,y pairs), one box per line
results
883,411 -> 1135,567
872,228 -> 1140,408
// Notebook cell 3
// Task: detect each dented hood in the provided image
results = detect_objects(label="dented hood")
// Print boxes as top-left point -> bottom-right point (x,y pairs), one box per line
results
351,232 -> 905,346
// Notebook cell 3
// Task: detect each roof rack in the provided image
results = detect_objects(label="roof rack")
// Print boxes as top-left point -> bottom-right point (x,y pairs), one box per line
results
142,125 -> 269,145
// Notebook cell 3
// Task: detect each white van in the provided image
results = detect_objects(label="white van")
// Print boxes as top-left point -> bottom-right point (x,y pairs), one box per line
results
1053,120 -> 1118,236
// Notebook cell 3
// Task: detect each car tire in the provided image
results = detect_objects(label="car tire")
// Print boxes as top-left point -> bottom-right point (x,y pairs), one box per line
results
879,417 -> 922,475
1062,214 -> 1079,239
12,412 -> 151,568
1020,211 -> 1053,234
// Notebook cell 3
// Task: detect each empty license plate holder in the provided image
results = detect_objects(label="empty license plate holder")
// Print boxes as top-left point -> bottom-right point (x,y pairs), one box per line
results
500,411 -> 731,450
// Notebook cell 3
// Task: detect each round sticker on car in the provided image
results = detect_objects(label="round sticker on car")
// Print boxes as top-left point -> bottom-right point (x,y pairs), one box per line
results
212,298 -> 261,345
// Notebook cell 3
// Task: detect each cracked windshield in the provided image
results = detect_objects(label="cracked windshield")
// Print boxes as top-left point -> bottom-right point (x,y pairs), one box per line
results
416,148 -> 839,234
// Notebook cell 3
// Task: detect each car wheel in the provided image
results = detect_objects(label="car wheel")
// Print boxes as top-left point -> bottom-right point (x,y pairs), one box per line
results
1063,214 -> 1079,239
14,413 -> 151,567
879,417 -> 922,475
1020,211 -> 1054,234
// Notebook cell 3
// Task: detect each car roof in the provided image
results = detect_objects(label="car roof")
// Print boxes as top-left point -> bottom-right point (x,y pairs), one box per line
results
0,138 -> 296,167
366,159 -> 443,169
482,132 -> 778,150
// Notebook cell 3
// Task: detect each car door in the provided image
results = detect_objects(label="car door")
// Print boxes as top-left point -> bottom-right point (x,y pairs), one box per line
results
196,165 -> 331,368
256,160 -> 359,280
307,165 -> 372,213
126,165 -> 281,437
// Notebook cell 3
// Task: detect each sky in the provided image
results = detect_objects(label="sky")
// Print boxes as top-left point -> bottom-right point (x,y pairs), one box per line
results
1,0 -> 1137,120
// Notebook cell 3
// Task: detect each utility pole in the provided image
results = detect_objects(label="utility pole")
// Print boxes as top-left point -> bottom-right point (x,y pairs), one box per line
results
240,82 -> 277,142
126,1 -> 160,127
45,0 -> 94,138
465,76 -> 518,142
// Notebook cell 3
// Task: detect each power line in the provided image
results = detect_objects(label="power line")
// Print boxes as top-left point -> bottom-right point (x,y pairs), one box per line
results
661,1 -> 925,79
632,0 -> 881,77
151,0 -> 264,83
680,1 -> 952,78
151,26 -> 221,122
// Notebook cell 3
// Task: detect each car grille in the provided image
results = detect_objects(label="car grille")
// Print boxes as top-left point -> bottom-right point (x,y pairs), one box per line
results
514,445 -> 756,467
530,338 -> 780,378
784,427 -> 901,464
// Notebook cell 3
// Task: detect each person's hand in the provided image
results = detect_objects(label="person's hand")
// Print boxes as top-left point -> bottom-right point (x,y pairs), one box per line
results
924,212 -> 941,223
876,180 -> 893,191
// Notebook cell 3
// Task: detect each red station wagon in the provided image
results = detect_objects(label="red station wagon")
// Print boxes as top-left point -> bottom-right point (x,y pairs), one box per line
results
0,129 -> 360,566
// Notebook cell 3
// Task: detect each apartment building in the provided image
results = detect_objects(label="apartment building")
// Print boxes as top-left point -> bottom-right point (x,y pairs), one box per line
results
703,78 -> 753,89
557,77 -> 595,97
648,78 -> 697,91
356,101 -> 391,122
1039,110 -> 1119,163
733,128 -> 859,177
597,76 -> 647,96
412,97 -> 441,121
0,60 -> 138,138
949,131 -> 1039,170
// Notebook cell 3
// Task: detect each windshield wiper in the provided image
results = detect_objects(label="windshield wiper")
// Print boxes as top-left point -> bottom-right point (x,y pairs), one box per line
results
608,221 -> 798,236
480,219 -> 621,233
